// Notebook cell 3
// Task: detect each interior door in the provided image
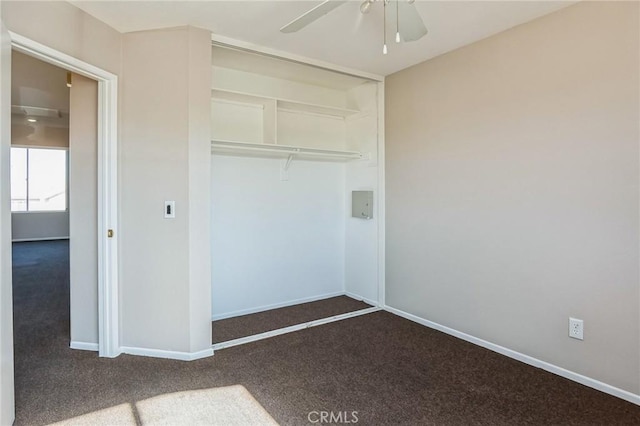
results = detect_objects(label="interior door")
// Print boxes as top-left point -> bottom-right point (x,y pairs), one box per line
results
0,16 -> 15,426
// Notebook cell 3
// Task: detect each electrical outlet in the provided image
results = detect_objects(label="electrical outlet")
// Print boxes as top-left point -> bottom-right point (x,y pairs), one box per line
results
569,317 -> 584,340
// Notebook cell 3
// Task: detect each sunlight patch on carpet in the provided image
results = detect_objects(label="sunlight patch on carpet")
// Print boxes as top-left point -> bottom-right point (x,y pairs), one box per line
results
135,385 -> 278,425
48,403 -> 137,425
47,386 -> 277,425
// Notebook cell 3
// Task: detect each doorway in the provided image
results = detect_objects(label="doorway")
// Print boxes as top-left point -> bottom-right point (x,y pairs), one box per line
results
10,52 -> 74,371
8,32 -> 119,357
0,29 -> 118,424
11,51 -> 100,355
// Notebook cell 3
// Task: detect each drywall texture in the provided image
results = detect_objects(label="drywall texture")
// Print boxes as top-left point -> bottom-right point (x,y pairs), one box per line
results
11,212 -> 69,241
1,1 -> 120,75
121,27 -> 212,353
0,13 -> 15,426
345,82 -> 380,303
211,156 -> 346,319
69,74 -> 98,345
11,51 -> 69,113
187,28 -> 213,351
344,163 -> 378,302
11,125 -> 68,148
385,1 -> 640,394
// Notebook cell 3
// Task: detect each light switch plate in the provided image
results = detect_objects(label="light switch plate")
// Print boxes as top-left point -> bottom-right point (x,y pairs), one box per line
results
164,201 -> 175,219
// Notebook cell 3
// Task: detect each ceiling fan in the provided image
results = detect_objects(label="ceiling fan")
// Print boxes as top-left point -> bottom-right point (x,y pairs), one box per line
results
280,0 -> 428,54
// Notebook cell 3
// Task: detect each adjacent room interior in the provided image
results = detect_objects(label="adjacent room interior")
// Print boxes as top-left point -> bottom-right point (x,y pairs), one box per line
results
11,52 -> 70,243
0,1 -> 639,425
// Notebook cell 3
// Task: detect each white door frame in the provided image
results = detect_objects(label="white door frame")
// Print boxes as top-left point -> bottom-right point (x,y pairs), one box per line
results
9,32 -> 120,358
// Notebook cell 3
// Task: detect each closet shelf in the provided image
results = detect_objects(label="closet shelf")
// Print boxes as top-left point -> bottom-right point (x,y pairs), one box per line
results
212,88 -> 360,118
211,89 -> 273,108
277,100 -> 358,118
211,139 -> 363,161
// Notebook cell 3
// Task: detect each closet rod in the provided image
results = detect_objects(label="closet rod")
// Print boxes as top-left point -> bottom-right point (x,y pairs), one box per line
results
211,140 -> 363,160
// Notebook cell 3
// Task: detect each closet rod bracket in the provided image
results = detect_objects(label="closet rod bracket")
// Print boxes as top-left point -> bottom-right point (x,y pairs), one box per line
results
280,154 -> 295,181
283,154 -> 295,171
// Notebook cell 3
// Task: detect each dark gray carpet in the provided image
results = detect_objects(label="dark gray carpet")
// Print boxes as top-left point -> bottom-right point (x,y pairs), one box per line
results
213,296 -> 371,343
12,241 -> 640,425
12,240 -> 70,373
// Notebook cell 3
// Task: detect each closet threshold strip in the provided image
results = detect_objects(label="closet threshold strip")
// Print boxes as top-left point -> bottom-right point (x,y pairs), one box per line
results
211,306 -> 381,351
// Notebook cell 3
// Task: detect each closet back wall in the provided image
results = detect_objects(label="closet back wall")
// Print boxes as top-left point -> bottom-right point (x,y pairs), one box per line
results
211,156 -> 345,319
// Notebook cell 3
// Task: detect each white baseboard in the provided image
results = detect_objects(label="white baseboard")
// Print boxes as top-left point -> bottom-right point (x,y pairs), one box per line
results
211,291 -> 345,321
120,346 -> 214,361
213,306 -> 381,351
345,291 -> 379,307
384,305 -> 640,406
70,341 -> 99,351
12,236 -> 70,242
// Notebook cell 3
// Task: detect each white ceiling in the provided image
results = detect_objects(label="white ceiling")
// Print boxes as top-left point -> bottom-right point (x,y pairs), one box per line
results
71,1 -> 577,76
12,51 -> 70,130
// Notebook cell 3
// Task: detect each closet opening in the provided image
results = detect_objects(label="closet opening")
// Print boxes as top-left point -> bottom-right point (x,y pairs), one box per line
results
210,43 -> 384,349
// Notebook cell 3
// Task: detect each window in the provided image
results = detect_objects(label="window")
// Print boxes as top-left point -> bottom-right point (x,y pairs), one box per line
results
10,147 -> 68,212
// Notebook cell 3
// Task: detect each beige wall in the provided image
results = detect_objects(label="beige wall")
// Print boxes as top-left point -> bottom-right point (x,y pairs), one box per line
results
186,28 -> 213,352
11,212 -> 69,241
12,51 -> 69,113
1,1 -> 120,75
11,125 -> 68,148
385,1 -> 639,394
121,26 -> 211,353
69,74 -> 98,345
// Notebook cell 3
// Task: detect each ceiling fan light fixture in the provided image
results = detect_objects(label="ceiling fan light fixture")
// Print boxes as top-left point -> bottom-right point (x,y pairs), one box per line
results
360,0 -> 372,14
395,0 -> 400,43
281,0 -> 427,56
382,0 -> 387,54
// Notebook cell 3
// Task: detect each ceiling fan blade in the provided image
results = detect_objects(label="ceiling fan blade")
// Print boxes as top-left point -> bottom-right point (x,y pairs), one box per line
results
398,1 -> 428,42
280,0 -> 348,33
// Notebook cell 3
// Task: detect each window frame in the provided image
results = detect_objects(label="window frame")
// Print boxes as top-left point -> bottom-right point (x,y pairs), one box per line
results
10,145 -> 69,213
